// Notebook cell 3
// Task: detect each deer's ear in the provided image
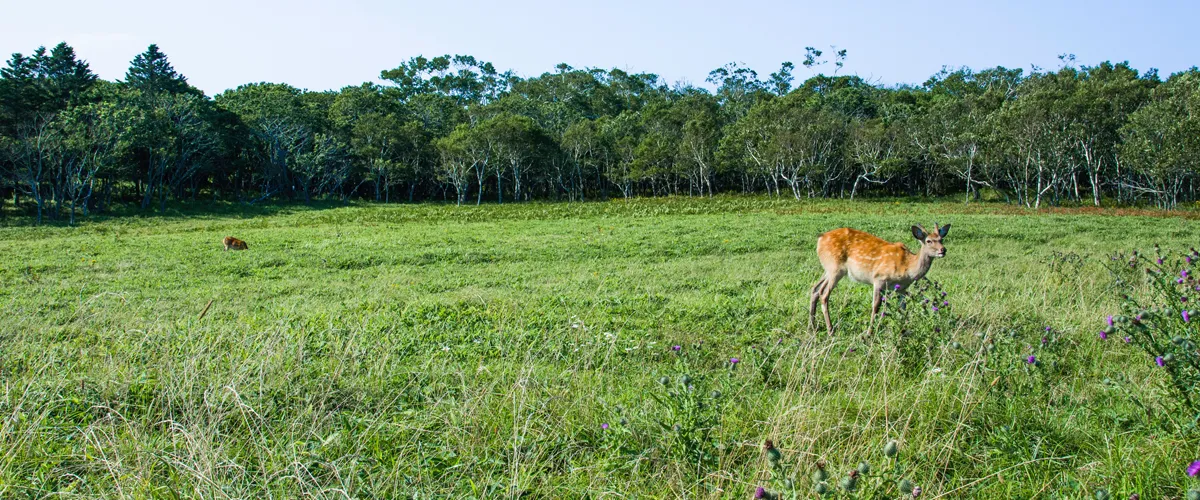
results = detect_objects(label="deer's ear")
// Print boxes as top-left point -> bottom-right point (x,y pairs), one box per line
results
938,224 -> 951,238
912,225 -> 927,241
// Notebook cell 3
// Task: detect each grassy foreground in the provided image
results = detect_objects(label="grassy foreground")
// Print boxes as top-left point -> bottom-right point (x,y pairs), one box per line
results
1,197 -> 1198,498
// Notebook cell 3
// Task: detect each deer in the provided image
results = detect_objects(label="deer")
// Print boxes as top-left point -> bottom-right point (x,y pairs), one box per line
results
222,236 -> 249,251
808,223 -> 950,335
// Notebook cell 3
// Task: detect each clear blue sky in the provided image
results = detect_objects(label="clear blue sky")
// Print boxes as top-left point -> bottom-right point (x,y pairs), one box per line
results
2,0 -> 1196,96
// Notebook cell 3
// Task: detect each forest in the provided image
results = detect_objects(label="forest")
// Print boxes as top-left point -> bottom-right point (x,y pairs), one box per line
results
1,43 -> 1198,224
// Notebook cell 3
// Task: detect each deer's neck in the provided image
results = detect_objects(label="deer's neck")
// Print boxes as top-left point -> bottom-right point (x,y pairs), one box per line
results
905,250 -> 935,282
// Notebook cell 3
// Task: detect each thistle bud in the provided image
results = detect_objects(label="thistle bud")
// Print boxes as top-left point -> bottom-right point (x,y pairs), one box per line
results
681,375 -> 692,386
812,460 -> 828,482
1094,489 -> 1109,500
1188,490 -> 1200,500
857,462 -> 871,474
764,440 -> 782,463
814,482 -> 830,495
659,376 -> 670,386
1173,336 -> 1185,345
839,475 -> 857,492
898,479 -> 914,494
884,440 -> 898,458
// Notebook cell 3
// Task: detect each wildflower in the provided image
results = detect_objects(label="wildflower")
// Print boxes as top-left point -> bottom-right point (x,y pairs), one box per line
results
894,284 -> 901,290
1042,336 -> 1049,345
942,301 -> 949,307
912,485 -> 922,498
1026,355 -> 1037,365
884,440 -> 898,457
1107,315 -> 1114,327
601,423 -> 609,430
754,486 -> 769,499
1189,459 -> 1200,476
1179,278 -> 1186,284
764,440 -> 782,462
1124,336 -> 1132,344
812,460 -> 828,482
1156,356 -> 1166,367
1099,331 -> 1108,340
730,357 -> 740,365
1157,258 -> 1164,265
1185,310 -> 1192,323
671,345 -> 681,351
840,472 -> 858,492
931,306 -> 939,312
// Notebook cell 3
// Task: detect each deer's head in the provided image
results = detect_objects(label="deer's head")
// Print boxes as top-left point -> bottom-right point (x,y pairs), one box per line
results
912,223 -> 950,258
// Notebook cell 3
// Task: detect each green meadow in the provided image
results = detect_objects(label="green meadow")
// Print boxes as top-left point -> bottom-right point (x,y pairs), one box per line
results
1,197 -> 1198,498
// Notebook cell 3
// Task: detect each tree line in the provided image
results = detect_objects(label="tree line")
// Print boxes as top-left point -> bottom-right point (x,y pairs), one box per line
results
2,43 -> 1198,224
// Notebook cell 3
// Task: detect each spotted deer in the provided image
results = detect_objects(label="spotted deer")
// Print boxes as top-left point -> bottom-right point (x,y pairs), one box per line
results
222,236 -> 249,251
809,223 -> 950,335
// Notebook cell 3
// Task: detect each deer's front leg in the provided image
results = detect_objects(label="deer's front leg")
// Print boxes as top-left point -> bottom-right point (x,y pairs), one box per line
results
866,282 -> 884,335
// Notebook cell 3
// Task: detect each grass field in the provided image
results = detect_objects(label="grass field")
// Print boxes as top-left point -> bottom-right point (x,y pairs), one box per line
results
2,197 -> 1199,498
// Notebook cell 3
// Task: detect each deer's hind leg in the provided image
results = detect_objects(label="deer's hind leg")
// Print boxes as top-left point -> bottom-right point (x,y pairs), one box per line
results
819,270 -> 845,335
809,277 -> 827,330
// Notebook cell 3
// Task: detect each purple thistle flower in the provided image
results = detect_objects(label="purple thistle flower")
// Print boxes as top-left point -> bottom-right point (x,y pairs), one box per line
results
1189,460 -> 1200,477
894,284 -> 901,290
1099,331 -> 1108,340
672,345 -> 682,352
1157,258 -> 1164,265
1124,336 -> 1132,343
1041,336 -> 1049,345
1026,355 -> 1037,364
931,306 -> 939,312
730,357 -> 740,365
1184,310 -> 1191,323
1045,326 -> 1052,332
601,423 -> 609,430
912,485 -> 922,498
942,301 -> 949,307
1156,356 -> 1166,367
1179,278 -> 1186,284
1107,315 -> 1114,327
754,486 -> 767,499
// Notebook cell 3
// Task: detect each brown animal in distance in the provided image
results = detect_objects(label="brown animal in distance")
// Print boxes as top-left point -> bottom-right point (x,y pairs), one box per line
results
809,223 -> 950,335
222,236 -> 249,251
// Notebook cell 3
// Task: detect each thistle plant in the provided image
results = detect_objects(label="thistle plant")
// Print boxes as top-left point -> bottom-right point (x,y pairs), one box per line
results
650,346 -> 727,471
752,439 -> 921,499
879,279 -> 958,374
1103,247 -> 1200,416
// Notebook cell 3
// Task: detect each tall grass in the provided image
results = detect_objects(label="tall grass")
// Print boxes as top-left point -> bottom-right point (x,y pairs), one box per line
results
1,197 -> 1197,498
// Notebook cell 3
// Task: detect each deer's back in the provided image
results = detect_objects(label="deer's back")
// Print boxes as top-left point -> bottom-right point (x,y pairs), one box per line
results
817,228 -> 910,277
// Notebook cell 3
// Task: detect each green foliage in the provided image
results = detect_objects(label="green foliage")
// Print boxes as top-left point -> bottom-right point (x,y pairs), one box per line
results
6,43 -> 1200,225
